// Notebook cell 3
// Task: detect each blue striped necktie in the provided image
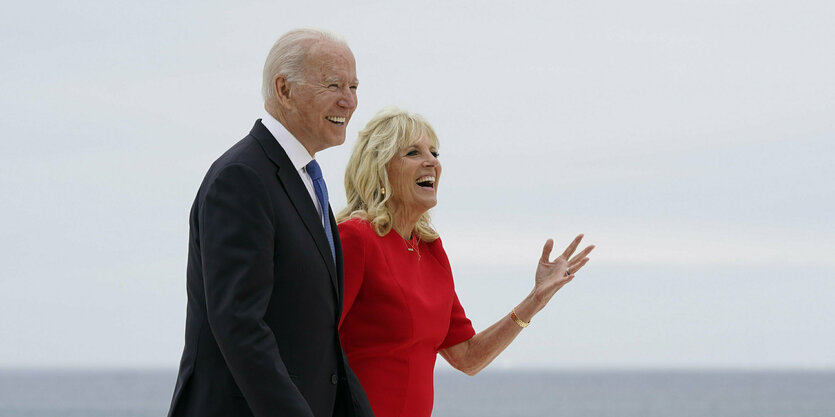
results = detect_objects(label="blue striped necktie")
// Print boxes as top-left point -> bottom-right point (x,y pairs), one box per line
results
305,160 -> 336,264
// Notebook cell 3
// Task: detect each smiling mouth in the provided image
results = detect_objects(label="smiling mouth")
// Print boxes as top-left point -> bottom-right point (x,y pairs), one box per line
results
325,116 -> 346,125
416,176 -> 436,189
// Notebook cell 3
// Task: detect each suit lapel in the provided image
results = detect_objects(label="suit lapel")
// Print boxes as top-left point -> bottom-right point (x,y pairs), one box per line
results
249,120 -> 339,297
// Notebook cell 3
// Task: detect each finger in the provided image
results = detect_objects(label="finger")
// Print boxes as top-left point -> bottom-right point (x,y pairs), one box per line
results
568,245 -> 595,265
560,234 -> 584,260
540,239 -> 554,263
568,258 -> 590,274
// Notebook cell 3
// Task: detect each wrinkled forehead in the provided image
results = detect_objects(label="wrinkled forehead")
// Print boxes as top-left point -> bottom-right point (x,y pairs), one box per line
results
304,41 -> 358,81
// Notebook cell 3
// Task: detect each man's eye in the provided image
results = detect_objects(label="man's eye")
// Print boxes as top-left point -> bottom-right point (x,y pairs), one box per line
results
350,85 -> 358,90
328,84 -> 339,91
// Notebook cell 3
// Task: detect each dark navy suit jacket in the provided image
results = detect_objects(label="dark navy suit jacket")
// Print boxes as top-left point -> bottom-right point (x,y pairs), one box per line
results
167,120 -> 373,417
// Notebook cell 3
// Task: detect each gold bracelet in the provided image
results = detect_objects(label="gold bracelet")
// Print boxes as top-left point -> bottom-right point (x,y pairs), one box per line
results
510,308 -> 530,328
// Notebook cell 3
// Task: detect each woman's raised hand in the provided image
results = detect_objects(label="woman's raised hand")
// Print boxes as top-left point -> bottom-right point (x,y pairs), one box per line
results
441,234 -> 596,374
531,234 -> 594,310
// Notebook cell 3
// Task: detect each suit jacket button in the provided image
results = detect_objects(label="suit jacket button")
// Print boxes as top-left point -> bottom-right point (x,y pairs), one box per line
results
330,374 -> 339,385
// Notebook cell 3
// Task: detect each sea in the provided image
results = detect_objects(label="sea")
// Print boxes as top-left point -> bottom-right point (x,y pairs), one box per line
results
1,369 -> 833,417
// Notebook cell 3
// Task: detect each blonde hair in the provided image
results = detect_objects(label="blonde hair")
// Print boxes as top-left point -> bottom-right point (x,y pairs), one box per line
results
337,106 -> 440,241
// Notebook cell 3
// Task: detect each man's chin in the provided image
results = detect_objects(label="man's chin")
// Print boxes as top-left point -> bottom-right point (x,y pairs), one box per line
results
327,135 -> 348,147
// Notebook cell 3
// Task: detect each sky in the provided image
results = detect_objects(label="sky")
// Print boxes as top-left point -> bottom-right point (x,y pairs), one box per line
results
1,0 -> 833,370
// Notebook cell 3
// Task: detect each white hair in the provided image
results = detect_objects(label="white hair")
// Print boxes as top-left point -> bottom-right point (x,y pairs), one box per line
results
261,28 -> 349,102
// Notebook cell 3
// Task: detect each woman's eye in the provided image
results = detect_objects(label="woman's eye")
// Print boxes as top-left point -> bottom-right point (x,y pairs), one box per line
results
406,150 -> 419,156
431,151 -> 440,158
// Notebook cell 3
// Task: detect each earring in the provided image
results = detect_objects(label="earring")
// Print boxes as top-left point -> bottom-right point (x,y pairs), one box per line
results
380,187 -> 386,196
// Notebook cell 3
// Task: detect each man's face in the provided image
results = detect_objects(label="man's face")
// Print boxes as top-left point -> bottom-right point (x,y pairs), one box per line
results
286,41 -> 358,155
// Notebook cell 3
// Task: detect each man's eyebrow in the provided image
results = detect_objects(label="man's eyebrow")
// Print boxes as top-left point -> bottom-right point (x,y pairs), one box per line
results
323,77 -> 359,85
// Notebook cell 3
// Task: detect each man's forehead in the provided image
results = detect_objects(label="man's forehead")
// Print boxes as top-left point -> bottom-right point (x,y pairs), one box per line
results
307,41 -> 354,64
307,64 -> 358,84
322,74 -> 359,83
305,43 -> 357,81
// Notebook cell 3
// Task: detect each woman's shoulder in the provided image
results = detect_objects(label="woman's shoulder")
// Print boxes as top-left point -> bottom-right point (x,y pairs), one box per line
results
423,235 -> 453,271
425,234 -> 444,248
338,217 -> 377,239
339,217 -> 389,258
422,232 -> 445,251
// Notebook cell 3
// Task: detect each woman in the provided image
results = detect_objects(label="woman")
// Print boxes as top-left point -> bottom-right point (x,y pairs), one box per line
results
336,107 -> 594,417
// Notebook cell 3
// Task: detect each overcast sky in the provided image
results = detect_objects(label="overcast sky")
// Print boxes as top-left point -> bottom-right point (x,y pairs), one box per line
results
1,0 -> 833,370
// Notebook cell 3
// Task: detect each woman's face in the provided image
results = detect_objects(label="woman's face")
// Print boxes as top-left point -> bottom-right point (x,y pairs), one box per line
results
385,135 -> 442,217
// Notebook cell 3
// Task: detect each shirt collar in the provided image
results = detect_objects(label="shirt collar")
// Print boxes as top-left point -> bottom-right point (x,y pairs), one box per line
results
261,111 -> 314,172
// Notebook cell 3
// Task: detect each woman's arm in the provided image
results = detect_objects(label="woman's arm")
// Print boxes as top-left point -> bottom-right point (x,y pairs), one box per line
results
439,235 -> 594,375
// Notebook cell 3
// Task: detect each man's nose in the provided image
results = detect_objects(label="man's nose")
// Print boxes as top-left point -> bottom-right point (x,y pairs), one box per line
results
338,89 -> 357,110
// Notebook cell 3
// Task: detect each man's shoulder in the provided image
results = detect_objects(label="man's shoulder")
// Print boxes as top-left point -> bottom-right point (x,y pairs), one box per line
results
205,123 -> 280,176
214,133 -> 263,167
194,126 -> 277,193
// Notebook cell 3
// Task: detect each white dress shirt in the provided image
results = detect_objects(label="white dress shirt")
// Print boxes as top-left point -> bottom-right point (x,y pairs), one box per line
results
260,112 -> 326,226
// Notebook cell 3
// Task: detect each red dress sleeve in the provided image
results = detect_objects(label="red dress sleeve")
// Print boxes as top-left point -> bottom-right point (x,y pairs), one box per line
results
438,291 -> 476,349
338,219 -> 366,328
429,237 -> 476,350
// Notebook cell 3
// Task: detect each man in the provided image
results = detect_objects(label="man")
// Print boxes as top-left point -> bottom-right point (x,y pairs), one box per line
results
167,29 -> 373,417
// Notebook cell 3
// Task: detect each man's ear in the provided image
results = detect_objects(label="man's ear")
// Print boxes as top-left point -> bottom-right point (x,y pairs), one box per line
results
274,75 -> 293,109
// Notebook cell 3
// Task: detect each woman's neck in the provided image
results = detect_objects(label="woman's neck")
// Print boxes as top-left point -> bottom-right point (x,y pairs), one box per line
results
390,205 -> 423,240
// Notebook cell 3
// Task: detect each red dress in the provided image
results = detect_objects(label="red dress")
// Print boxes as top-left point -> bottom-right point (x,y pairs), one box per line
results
338,218 -> 475,417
